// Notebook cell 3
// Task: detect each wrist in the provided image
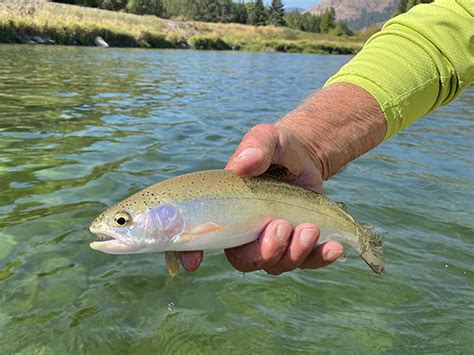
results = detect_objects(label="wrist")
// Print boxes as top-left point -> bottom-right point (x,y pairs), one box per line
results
276,83 -> 386,180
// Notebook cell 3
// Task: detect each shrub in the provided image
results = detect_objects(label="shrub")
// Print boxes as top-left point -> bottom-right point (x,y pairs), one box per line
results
188,35 -> 230,50
126,0 -> 163,17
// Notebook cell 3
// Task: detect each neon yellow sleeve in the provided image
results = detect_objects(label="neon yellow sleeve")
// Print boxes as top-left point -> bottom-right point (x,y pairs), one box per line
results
325,0 -> 474,139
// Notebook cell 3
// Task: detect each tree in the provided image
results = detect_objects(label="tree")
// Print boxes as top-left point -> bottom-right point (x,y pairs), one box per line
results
100,0 -> 127,10
319,8 -> 335,33
162,0 -> 188,18
284,12 -> 321,33
284,12 -> 303,31
394,0 -> 408,15
394,0 -> 433,15
302,13 -> 320,32
215,0 -> 234,23
407,0 -> 433,10
53,0 -> 99,6
231,1 -> 248,24
267,0 -> 285,26
248,0 -> 266,26
126,0 -> 164,16
333,21 -> 353,36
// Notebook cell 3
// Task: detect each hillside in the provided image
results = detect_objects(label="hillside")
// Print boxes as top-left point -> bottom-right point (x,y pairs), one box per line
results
0,1 -> 365,54
306,0 -> 398,30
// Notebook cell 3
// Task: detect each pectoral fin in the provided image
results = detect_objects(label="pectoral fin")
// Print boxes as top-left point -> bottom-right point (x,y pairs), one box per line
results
180,222 -> 227,242
165,251 -> 180,277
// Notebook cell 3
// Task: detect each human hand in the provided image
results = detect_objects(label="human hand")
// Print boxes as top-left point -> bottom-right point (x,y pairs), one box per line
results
179,124 -> 344,274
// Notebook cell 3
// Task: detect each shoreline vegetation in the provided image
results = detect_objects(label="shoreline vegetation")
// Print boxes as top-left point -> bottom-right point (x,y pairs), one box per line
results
0,1 -> 368,54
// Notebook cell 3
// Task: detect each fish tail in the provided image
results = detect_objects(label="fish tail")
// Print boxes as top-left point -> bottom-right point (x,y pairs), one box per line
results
358,225 -> 385,275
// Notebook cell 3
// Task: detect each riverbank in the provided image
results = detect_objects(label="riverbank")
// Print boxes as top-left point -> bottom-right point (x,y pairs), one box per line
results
0,2 -> 365,54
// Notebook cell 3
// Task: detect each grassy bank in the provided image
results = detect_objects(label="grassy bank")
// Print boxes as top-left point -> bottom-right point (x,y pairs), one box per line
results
0,1 -> 365,54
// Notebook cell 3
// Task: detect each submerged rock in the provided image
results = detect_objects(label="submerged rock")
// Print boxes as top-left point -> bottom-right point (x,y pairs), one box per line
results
31,36 -> 56,45
31,36 -> 48,44
32,36 -> 47,44
94,36 -> 109,48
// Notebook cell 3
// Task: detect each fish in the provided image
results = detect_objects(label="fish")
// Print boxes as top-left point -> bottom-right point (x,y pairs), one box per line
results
89,169 -> 384,276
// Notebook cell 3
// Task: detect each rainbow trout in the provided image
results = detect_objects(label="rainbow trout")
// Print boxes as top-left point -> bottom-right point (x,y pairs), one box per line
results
89,170 -> 384,276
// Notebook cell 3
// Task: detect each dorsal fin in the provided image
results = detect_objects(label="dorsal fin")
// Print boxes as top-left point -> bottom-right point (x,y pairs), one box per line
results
336,201 -> 348,211
335,201 -> 355,223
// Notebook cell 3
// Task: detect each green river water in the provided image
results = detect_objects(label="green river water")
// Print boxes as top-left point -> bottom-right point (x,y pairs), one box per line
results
0,45 -> 473,354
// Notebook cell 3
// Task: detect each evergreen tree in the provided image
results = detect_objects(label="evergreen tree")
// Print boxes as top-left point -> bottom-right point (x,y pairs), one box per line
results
100,0 -> 128,10
333,21 -> 352,36
302,13 -> 320,32
216,0 -> 234,23
268,0 -> 285,26
284,12 -> 321,33
59,0 -> 98,6
407,0 -> 433,10
126,0 -> 164,16
231,1 -> 248,24
407,0 -> 419,9
395,0 -> 433,15
394,0 -> 408,15
162,0 -> 191,19
248,0 -> 266,26
319,8 -> 335,33
284,12 -> 303,31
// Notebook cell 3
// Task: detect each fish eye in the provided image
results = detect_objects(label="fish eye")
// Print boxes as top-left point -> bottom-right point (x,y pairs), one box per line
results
114,211 -> 131,227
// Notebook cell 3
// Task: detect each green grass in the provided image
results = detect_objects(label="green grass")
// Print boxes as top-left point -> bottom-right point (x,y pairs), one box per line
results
0,1 -> 366,54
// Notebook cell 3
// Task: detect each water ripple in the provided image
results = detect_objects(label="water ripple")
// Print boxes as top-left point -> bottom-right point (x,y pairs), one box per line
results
0,45 -> 472,353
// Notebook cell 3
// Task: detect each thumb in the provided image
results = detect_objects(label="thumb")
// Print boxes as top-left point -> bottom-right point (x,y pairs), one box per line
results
226,124 -> 279,177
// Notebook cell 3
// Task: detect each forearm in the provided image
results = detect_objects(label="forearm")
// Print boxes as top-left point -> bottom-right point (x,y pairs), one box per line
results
278,0 -> 473,179
277,83 -> 386,180
326,0 -> 474,139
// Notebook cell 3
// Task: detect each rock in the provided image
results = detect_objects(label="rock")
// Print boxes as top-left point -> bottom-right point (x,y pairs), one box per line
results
265,47 -> 276,53
231,45 -> 241,51
94,36 -> 109,48
31,36 -> 56,45
180,42 -> 191,49
32,36 -> 48,44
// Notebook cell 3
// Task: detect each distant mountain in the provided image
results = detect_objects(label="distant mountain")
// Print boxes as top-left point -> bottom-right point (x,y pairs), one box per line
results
306,0 -> 398,30
285,7 -> 305,13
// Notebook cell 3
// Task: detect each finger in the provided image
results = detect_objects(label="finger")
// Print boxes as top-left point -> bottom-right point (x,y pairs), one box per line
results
225,219 -> 292,272
265,224 -> 319,275
226,124 -> 279,177
299,241 -> 344,269
179,251 -> 203,272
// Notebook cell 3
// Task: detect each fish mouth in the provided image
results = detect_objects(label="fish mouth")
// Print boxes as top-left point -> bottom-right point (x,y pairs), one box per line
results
96,232 -> 115,241
89,229 -> 144,254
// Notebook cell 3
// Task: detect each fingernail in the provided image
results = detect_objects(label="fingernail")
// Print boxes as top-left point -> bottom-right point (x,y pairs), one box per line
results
234,148 -> 261,163
327,248 -> 342,261
275,223 -> 291,242
300,228 -> 317,247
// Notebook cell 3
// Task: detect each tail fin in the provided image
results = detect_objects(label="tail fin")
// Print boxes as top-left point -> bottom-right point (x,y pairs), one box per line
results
359,225 -> 385,275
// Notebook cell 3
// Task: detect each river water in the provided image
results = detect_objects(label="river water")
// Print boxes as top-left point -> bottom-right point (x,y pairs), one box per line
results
0,45 -> 472,354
